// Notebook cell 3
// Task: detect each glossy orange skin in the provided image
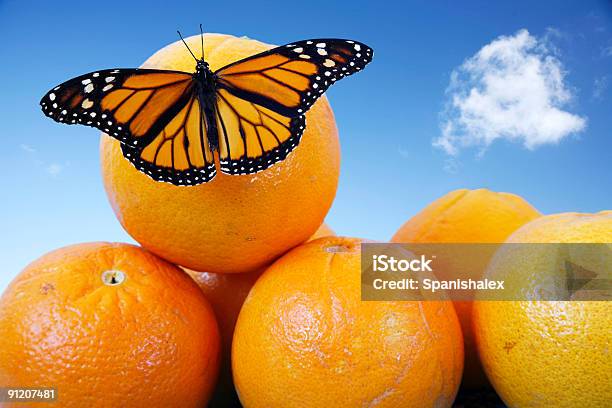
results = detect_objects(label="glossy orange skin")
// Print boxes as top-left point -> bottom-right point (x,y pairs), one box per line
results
232,236 -> 464,408
391,188 -> 541,389
185,223 -> 335,405
473,212 -> 612,407
0,243 -> 220,408
100,34 -> 340,274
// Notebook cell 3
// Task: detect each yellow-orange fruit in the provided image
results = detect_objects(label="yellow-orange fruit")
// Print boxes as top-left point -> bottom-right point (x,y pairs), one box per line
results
0,243 -> 220,408
100,34 -> 340,273
186,223 -> 334,405
309,222 -> 336,241
232,236 -> 463,408
473,211 -> 612,407
391,188 -> 541,388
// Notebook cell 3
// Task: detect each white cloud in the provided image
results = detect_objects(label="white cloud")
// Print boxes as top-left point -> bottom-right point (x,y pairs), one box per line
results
443,157 -> 461,174
602,45 -> 612,58
593,76 -> 609,100
20,144 -> 36,153
434,29 -> 586,155
45,163 -> 63,176
19,143 -> 67,177
398,147 -> 411,159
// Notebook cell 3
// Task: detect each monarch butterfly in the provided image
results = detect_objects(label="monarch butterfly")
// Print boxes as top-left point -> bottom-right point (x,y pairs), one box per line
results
40,27 -> 373,185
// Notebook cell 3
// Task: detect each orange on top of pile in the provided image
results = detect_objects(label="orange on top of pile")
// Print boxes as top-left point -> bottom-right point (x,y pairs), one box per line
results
101,33 -> 341,274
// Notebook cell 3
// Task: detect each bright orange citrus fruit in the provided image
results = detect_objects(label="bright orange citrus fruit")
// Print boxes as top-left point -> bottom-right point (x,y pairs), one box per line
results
232,236 -> 463,407
0,242 -> 220,408
391,188 -> 541,388
308,222 -> 336,241
473,211 -> 612,407
185,223 -> 334,405
100,33 -> 340,273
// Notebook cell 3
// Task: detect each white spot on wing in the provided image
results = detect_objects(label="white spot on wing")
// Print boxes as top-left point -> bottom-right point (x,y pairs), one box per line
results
323,59 -> 336,67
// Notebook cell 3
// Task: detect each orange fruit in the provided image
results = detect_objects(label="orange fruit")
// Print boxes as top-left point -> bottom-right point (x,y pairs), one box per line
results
232,236 -> 463,407
473,212 -> 612,407
0,242 -> 220,408
185,223 -> 334,405
309,222 -> 336,241
391,189 -> 540,243
100,33 -> 341,274
187,268 -> 263,406
391,188 -> 541,388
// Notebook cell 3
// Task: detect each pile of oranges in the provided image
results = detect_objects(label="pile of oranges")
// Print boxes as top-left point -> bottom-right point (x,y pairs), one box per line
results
1,34 -> 610,408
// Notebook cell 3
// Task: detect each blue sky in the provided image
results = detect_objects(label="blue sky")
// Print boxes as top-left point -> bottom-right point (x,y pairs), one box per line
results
0,0 -> 610,291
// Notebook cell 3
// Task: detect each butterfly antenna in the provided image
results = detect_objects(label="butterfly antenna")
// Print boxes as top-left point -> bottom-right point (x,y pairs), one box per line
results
177,30 -> 198,62
199,24 -> 205,60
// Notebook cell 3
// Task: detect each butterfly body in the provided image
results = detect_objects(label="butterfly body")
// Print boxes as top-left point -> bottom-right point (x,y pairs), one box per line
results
41,35 -> 373,185
193,60 -> 221,152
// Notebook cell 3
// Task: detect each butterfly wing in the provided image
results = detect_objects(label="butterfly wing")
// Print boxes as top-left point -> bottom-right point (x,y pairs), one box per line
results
40,39 -> 373,182
213,39 -> 372,174
120,94 -> 217,185
40,69 -> 216,185
214,88 -> 305,175
215,39 -> 373,117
